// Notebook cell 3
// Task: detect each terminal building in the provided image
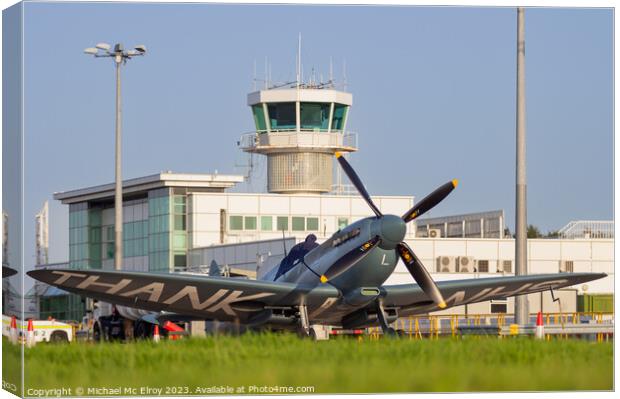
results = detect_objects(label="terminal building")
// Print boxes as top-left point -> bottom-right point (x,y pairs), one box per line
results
37,79 -> 614,322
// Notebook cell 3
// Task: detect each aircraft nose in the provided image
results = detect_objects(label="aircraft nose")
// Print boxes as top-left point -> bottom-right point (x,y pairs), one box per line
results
379,215 -> 406,249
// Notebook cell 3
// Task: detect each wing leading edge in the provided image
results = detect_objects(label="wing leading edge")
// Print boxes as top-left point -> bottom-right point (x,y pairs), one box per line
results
380,272 -> 607,316
27,269 -> 339,323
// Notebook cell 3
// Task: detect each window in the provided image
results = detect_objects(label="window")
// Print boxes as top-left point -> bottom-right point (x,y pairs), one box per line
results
244,216 -> 257,230
337,217 -> 349,230
229,216 -> 243,230
332,104 -> 348,130
276,216 -> 289,231
174,215 -> 186,230
292,217 -> 305,231
300,102 -> 330,130
267,102 -> 296,130
252,104 -> 267,132
174,253 -> 187,268
173,233 -> 187,250
106,243 -> 114,259
491,302 -> 507,313
498,260 -> 512,273
560,260 -> 574,273
261,216 -> 273,231
306,217 -> 319,231
478,260 -> 489,273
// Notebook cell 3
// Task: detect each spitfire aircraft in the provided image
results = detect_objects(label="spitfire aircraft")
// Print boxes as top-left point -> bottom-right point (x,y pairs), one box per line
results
29,153 -> 605,337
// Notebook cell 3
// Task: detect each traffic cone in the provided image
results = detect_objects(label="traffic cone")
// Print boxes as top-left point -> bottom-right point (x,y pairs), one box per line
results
153,325 -> 160,343
26,319 -> 35,348
9,315 -> 18,345
535,311 -> 545,340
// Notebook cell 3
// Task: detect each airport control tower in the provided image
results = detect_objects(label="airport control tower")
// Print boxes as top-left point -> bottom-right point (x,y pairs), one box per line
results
239,81 -> 358,194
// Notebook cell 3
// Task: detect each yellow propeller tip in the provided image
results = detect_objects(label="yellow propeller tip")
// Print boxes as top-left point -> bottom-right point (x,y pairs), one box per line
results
438,302 -> 447,309
335,151 -> 343,158
320,275 -> 328,283
452,179 -> 459,188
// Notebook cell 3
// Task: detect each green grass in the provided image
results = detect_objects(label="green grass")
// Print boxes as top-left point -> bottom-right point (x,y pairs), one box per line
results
3,334 -> 613,395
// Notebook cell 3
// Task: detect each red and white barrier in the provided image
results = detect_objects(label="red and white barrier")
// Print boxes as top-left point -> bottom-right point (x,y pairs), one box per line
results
9,315 -> 18,345
535,311 -> 545,340
26,319 -> 35,348
153,324 -> 160,343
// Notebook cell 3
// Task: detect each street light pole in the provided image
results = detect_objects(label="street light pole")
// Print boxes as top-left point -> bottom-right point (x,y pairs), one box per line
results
114,51 -> 123,271
84,43 -> 146,271
515,8 -> 529,325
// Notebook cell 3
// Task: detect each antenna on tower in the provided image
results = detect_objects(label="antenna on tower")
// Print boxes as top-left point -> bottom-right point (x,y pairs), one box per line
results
264,56 -> 268,89
329,57 -> 334,87
297,33 -> 302,88
343,59 -> 348,91
253,59 -> 257,91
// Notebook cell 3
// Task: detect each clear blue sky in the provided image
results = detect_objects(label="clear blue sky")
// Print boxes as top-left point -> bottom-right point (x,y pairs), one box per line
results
8,3 -> 615,271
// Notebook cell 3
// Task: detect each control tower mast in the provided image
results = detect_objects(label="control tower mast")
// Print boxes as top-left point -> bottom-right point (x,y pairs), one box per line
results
239,78 -> 357,194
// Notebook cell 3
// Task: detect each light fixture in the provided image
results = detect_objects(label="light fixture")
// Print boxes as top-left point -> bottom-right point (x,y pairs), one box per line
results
96,42 -> 111,51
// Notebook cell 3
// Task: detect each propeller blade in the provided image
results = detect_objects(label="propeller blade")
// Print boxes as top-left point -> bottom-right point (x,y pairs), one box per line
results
402,179 -> 458,223
320,236 -> 381,283
335,152 -> 382,217
396,242 -> 446,308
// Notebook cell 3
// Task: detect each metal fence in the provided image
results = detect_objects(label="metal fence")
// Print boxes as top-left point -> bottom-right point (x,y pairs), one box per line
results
558,220 -> 614,239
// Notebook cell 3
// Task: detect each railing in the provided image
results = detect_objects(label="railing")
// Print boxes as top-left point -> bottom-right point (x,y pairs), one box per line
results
558,220 -> 614,239
238,130 -> 358,151
364,312 -> 614,341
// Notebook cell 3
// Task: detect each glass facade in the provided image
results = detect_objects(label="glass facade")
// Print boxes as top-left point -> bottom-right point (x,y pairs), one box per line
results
172,194 -> 188,270
332,104 -> 348,131
300,102 -> 330,130
253,101 -> 350,133
267,102 -> 296,130
39,294 -> 83,322
149,189 -> 171,272
68,188 -> 184,273
252,104 -> 267,132
69,203 -> 102,269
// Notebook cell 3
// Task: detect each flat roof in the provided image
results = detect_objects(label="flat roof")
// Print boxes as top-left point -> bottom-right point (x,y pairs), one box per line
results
54,172 -> 244,204
247,88 -> 353,106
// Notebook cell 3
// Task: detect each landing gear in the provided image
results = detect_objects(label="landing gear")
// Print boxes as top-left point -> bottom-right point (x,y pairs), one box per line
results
375,300 -> 397,336
297,304 -> 310,337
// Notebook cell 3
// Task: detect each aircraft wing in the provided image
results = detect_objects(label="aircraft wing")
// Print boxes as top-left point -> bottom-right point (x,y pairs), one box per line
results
3,266 -> 18,278
379,272 -> 606,316
27,268 -> 339,323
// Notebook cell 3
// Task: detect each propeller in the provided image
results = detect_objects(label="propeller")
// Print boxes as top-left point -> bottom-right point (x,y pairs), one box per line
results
319,236 -> 381,283
335,152 -> 382,217
396,242 -> 446,308
402,179 -> 458,223
326,152 -> 457,309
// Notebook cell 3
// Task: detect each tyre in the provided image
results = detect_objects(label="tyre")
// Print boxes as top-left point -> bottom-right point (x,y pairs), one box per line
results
49,330 -> 69,343
93,323 -> 101,342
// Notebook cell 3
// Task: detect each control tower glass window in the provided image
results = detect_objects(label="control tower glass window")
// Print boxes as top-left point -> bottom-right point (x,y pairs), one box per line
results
252,105 -> 267,132
332,104 -> 349,131
267,102 -> 296,130
300,102 -> 330,131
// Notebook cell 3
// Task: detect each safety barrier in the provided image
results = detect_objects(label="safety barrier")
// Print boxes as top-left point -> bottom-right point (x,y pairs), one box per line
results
362,312 -> 613,341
